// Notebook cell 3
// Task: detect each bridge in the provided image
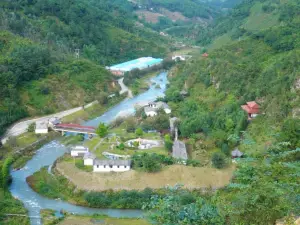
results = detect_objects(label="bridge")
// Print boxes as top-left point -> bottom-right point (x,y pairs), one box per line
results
53,123 -> 97,135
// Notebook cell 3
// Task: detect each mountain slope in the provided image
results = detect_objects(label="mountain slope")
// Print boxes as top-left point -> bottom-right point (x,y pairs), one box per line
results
0,0 -> 170,136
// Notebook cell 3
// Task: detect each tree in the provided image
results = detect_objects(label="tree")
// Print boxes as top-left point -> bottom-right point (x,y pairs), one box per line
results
211,152 -> 226,169
135,127 -> 143,137
96,123 -> 108,138
118,143 -> 125,150
164,134 -> 173,152
27,122 -> 36,132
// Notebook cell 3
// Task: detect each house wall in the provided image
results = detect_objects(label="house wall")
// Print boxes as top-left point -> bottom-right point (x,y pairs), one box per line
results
35,128 -> 48,134
71,150 -> 88,157
84,158 -> 94,166
146,111 -> 157,117
93,165 -> 130,172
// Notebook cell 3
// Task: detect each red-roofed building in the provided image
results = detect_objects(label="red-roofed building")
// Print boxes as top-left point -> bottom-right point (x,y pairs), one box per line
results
202,52 -> 209,57
241,101 -> 260,119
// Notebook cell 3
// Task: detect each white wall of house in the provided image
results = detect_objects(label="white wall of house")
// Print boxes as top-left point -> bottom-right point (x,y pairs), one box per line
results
146,111 -> 157,117
35,128 -> 48,134
93,165 -> 131,172
71,150 -> 88,157
84,158 -> 94,166
250,113 -> 258,118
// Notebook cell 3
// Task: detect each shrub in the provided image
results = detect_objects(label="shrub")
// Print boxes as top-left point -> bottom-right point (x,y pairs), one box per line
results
27,122 -> 36,132
135,127 -> 143,137
96,123 -> 108,138
211,152 -> 226,169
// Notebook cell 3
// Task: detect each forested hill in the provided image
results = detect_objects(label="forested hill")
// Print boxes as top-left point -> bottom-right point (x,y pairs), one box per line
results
159,0 -> 300,223
152,1 -> 299,223
0,0 -> 169,136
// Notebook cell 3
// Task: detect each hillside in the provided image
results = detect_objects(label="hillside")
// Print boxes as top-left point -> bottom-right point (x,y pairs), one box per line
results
154,0 -> 300,224
0,0 -> 170,136
132,0 -> 242,41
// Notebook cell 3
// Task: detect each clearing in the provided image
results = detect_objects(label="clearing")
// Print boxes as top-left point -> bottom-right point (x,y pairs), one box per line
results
57,216 -> 149,225
56,162 -> 234,191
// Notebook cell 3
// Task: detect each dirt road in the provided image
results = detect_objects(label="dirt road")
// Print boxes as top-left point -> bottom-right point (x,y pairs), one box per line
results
118,78 -> 133,98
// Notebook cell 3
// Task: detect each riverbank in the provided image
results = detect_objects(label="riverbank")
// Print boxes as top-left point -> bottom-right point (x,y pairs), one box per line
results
9,72 -> 168,224
41,209 -> 150,225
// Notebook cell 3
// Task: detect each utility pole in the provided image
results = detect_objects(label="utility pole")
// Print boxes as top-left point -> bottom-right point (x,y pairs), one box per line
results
75,49 -> 80,59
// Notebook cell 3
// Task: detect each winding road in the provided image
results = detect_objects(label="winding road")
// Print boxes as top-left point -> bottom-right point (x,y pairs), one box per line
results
118,78 -> 133,98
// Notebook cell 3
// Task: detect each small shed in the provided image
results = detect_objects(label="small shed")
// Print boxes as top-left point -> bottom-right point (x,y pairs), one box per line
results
71,146 -> 89,157
180,90 -> 188,97
172,140 -> 188,162
35,121 -> 48,134
202,52 -> 209,57
83,152 -> 96,166
241,101 -> 260,119
231,148 -> 243,158
93,160 -> 131,172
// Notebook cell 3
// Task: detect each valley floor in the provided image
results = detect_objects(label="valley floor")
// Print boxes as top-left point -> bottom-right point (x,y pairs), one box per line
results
56,161 -> 234,191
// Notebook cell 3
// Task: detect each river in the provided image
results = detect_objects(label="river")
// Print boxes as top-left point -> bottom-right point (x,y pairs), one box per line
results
9,72 -> 168,225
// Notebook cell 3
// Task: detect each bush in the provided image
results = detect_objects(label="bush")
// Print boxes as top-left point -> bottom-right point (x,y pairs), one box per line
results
211,152 -> 226,169
27,122 -> 36,132
135,127 -> 143,137
96,123 -> 108,138
164,134 -> 173,152
221,143 -> 230,156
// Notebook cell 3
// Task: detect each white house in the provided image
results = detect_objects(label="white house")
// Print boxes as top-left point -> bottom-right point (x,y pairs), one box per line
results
83,152 -> 96,166
71,146 -> 89,157
35,121 -> 48,134
172,55 -> 186,61
93,160 -> 131,172
144,101 -> 171,116
144,106 -> 158,117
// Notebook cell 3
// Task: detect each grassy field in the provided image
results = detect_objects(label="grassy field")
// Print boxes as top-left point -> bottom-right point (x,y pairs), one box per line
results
40,209 -> 150,225
58,215 -> 149,225
56,161 -> 234,191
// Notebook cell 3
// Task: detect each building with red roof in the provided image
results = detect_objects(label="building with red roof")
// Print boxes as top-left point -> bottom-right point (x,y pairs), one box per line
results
241,101 -> 260,119
202,52 -> 209,57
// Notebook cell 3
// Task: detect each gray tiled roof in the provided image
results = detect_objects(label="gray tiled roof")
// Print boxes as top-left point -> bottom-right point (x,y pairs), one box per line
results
94,160 -> 131,166
172,140 -> 188,160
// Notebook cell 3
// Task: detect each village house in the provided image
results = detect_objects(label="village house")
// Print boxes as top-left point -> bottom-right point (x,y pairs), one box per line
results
48,117 -> 61,128
202,52 -> 209,57
231,148 -> 243,159
35,121 -> 48,134
93,160 -> 131,172
144,101 -> 171,117
241,101 -> 260,119
71,146 -> 89,157
172,55 -> 186,61
83,152 -> 96,166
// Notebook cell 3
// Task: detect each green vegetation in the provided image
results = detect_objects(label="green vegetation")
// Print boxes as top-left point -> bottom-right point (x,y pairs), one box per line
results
96,123 -> 108,138
0,0 -> 170,136
149,0 -> 300,224
132,153 -> 174,172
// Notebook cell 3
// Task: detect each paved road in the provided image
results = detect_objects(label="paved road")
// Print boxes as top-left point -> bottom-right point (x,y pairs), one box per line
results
118,78 -> 133,98
1,101 -> 98,144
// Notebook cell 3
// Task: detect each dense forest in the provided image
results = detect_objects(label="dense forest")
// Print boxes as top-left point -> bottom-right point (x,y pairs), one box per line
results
153,0 -> 300,224
0,0 -> 170,136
